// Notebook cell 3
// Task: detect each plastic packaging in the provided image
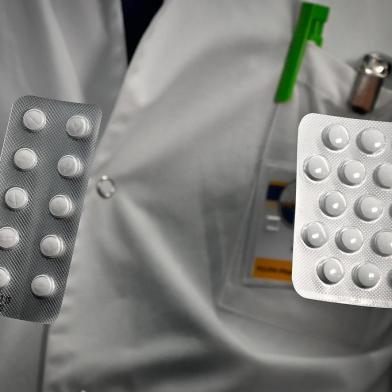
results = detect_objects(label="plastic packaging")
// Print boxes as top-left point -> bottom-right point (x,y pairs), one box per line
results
0,96 -> 101,323
293,113 -> 392,308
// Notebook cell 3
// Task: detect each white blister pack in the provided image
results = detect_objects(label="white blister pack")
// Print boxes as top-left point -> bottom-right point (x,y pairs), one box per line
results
293,113 -> 392,308
0,96 -> 101,323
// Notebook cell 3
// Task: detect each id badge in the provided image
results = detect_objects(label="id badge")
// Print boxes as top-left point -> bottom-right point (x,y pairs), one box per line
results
243,162 -> 296,287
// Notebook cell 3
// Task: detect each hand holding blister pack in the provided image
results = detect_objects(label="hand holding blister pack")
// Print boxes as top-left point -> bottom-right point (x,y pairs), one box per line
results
0,96 -> 101,323
293,113 -> 392,308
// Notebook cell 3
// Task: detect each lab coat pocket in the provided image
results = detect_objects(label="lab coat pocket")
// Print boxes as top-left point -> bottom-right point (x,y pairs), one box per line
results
219,42 -> 392,349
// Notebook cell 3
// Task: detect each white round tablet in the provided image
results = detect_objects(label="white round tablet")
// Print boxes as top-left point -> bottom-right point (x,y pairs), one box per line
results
357,128 -> 385,154
322,124 -> 349,150
13,148 -> 38,171
355,195 -> 383,221
66,115 -> 91,139
318,258 -> 344,284
31,275 -> 55,298
49,195 -> 74,218
375,164 -> 392,189
0,227 -> 19,249
301,222 -> 328,248
23,108 -> 46,131
339,160 -> 366,186
336,227 -> 363,253
40,235 -> 65,258
4,187 -> 29,210
304,156 -> 330,181
354,263 -> 380,288
57,155 -> 83,178
320,191 -> 346,217
0,267 -> 10,289
373,231 -> 392,256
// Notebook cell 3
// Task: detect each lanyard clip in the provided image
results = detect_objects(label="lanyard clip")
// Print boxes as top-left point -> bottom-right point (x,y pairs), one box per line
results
274,2 -> 330,103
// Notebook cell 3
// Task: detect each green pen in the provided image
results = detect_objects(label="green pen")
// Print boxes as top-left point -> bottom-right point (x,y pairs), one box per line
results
274,2 -> 329,103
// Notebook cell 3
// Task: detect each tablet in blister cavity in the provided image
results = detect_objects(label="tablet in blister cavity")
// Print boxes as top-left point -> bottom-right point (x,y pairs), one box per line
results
293,113 -> 392,308
0,96 -> 101,323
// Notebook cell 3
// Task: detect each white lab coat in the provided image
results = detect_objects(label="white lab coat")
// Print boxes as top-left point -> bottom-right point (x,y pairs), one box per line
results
1,1 -> 392,391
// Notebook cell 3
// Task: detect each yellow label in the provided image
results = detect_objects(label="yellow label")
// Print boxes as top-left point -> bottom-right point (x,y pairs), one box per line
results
252,258 -> 292,282
269,180 -> 288,187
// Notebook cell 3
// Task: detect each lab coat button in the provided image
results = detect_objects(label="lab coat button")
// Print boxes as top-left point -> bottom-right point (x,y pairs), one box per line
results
96,175 -> 116,198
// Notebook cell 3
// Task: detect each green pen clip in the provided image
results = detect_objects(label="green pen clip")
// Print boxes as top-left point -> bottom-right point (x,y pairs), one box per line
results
274,2 -> 330,103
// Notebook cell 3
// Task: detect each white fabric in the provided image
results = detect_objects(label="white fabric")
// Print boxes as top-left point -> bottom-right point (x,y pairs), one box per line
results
0,0 -> 126,135
43,1 -> 392,391
1,1 -> 392,392
0,1 -> 126,391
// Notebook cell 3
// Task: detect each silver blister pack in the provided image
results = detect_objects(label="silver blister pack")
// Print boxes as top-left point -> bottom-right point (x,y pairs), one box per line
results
0,96 -> 101,323
293,113 -> 392,308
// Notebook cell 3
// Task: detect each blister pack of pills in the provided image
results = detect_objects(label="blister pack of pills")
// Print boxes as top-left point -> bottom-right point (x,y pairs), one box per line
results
0,96 -> 101,323
293,113 -> 392,308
